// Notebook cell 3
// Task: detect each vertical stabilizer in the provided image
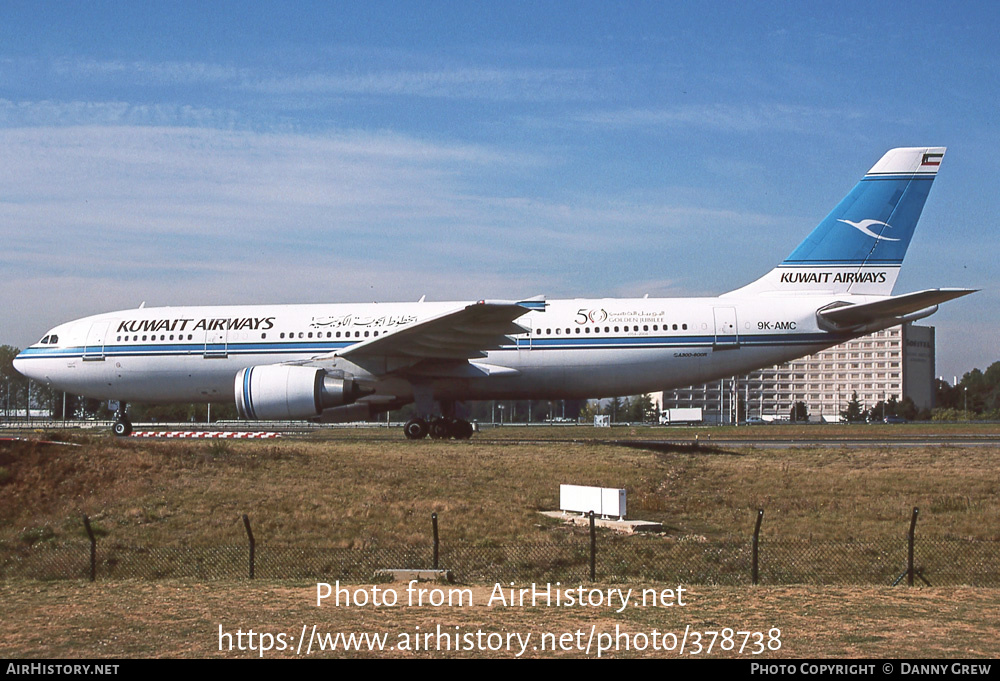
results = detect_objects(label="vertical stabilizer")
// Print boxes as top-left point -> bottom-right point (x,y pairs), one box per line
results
726,147 -> 945,297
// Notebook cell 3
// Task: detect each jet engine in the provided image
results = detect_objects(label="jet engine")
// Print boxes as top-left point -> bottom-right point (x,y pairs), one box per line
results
235,365 -> 364,420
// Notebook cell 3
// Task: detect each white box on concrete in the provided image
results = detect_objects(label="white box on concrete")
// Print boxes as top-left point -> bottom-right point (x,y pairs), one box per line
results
602,487 -> 626,519
560,484 -> 627,520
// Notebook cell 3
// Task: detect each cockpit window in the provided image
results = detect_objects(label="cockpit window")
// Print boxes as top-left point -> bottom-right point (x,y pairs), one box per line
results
40,336 -> 50,344
49,335 -> 58,344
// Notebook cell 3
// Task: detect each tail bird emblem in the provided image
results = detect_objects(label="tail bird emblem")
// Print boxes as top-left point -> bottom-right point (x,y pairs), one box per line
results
837,218 -> 900,242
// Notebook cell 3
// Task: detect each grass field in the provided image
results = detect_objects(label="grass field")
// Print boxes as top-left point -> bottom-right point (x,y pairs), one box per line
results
1,424 -> 999,658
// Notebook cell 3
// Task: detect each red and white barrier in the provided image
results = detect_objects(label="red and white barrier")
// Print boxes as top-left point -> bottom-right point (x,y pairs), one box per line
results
131,431 -> 281,439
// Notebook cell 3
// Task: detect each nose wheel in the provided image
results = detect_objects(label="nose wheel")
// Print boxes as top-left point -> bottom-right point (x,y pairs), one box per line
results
112,403 -> 132,437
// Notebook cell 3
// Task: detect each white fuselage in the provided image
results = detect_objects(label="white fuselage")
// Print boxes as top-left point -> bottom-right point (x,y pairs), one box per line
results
16,294 -> 862,406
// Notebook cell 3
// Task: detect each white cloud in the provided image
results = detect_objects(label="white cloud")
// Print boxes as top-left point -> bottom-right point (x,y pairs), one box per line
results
246,66 -> 596,102
571,103 -> 864,133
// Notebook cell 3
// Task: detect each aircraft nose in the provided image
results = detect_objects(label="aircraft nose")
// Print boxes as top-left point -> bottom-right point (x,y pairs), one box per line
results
12,352 -> 34,380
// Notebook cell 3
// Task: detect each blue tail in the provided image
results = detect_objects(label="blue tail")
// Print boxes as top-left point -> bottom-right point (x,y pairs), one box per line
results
730,147 -> 945,296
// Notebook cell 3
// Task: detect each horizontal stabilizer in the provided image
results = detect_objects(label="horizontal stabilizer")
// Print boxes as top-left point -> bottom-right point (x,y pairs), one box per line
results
818,288 -> 977,328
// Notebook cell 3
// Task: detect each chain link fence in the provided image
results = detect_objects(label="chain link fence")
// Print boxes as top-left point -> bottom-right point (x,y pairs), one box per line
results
2,527 -> 998,585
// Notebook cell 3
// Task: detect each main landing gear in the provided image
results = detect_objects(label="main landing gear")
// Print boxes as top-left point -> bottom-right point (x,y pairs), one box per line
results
403,417 -> 474,440
112,403 -> 132,437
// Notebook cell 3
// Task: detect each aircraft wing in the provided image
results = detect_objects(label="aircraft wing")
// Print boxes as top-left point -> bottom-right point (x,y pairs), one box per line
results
306,297 -> 544,375
818,288 -> 977,329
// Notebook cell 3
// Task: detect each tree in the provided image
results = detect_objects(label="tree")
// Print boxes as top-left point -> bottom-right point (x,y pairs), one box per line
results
789,401 -> 809,422
1,345 -> 28,417
898,396 -> 919,421
840,391 -> 865,423
578,400 -> 601,423
624,394 -> 655,423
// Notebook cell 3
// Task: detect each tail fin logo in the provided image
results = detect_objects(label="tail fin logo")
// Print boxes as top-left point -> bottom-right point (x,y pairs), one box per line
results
836,218 -> 900,242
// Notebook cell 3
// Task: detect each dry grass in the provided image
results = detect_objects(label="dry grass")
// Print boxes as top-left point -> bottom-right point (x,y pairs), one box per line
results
3,427 -> 998,547
1,581 -> 998,658
2,425 -> 999,658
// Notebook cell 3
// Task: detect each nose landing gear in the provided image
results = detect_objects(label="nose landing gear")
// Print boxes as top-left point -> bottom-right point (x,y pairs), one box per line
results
112,403 -> 132,437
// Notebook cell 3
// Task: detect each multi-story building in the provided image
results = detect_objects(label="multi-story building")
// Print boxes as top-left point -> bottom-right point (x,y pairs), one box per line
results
652,323 -> 935,423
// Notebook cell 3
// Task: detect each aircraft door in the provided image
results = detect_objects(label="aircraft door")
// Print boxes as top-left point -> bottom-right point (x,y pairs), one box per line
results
82,321 -> 111,361
519,316 -> 533,352
203,327 -> 228,358
712,307 -> 739,348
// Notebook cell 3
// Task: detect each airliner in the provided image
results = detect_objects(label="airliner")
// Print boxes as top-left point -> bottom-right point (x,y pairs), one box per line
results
14,147 -> 975,439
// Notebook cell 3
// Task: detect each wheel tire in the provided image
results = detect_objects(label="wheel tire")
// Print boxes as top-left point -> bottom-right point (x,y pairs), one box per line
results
113,420 -> 132,437
450,419 -> 474,440
403,418 -> 428,440
429,418 -> 451,439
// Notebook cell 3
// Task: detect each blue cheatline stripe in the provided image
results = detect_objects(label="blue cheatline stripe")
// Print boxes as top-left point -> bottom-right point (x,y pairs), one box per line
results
242,367 -> 256,420
864,174 -> 936,180
777,260 -> 903,266
516,332 -> 847,348
776,263 -> 902,268
17,331 -> 852,362
16,340 -> 355,359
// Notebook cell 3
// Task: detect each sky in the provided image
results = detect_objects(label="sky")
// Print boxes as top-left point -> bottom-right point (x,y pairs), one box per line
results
1,1 -> 997,382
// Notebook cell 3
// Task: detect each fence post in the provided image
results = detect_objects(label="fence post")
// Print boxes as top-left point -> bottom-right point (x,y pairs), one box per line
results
907,507 -> 918,587
82,514 -> 96,582
242,514 -> 255,579
589,511 -> 596,581
432,513 -> 439,570
752,508 -> 764,586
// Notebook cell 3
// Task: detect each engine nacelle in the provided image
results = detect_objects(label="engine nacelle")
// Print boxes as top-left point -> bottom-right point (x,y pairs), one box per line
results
235,365 -> 362,420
